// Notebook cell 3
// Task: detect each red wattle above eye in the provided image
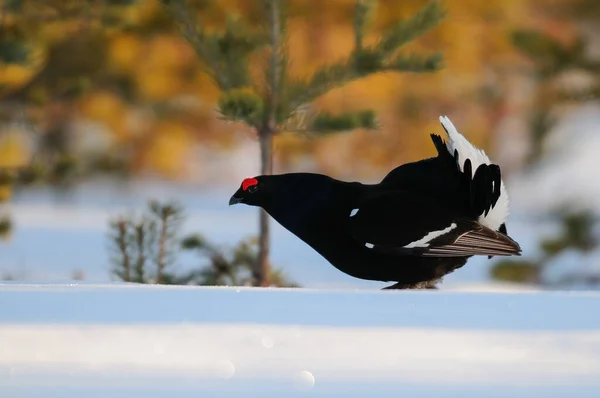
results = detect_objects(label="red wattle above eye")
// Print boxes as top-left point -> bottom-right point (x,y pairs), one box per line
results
242,178 -> 258,191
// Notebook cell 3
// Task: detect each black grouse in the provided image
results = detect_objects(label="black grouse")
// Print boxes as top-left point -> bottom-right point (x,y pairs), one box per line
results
229,116 -> 522,289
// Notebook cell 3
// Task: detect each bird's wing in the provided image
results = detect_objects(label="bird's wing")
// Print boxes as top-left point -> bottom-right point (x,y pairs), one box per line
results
347,190 -> 521,257
380,134 -> 502,223
432,132 -> 503,222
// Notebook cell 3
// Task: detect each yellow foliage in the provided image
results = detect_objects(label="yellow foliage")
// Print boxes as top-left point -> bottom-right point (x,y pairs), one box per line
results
136,67 -> 185,101
80,92 -> 128,141
109,34 -> 142,73
0,185 -> 12,202
144,122 -> 194,178
132,35 -> 197,101
190,70 -> 221,102
273,132 -> 311,168
120,0 -> 160,26
81,92 -> 124,121
0,134 -> 30,168
146,35 -> 195,70
0,65 -> 36,90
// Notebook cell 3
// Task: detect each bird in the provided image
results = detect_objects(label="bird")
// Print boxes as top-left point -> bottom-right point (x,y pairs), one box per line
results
229,116 -> 522,289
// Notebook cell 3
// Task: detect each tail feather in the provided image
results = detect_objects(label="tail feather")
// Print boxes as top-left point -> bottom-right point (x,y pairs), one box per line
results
437,115 -> 510,232
439,115 -> 491,175
430,133 -> 455,162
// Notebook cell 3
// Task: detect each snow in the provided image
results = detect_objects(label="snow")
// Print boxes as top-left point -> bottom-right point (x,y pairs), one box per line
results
2,282 -> 600,397
510,103 -> 600,213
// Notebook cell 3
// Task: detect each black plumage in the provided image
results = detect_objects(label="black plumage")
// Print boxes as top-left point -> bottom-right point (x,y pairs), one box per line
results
229,117 -> 521,289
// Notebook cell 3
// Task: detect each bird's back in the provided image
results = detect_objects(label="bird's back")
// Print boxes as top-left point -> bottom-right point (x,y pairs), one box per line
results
378,145 -> 467,215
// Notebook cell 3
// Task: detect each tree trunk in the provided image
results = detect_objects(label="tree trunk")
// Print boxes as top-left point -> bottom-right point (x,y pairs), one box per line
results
117,220 -> 130,282
255,130 -> 273,286
156,216 -> 167,284
252,0 -> 280,287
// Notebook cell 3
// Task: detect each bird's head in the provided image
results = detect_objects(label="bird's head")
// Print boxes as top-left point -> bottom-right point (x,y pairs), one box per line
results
229,172 -> 344,213
229,176 -> 265,207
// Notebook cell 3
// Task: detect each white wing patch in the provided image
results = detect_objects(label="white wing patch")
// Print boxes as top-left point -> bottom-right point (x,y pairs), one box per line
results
404,223 -> 457,249
350,208 -> 359,217
439,116 -> 509,231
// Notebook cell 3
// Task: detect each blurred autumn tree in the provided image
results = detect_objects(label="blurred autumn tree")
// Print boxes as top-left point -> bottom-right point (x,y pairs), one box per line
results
0,0 -> 224,181
164,0 -> 446,286
510,3 -> 600,165
0,0 -> 222,242
0,0 -> 141,240
0,1 -> 569,213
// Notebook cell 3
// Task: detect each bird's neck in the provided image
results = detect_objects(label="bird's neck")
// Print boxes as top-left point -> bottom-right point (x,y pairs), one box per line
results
263,180 -> 363,237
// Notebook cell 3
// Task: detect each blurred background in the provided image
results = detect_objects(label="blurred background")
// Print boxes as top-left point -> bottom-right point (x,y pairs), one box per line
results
0,0 -> 599,291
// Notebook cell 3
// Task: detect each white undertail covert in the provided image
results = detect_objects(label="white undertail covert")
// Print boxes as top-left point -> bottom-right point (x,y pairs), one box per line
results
439,116 -> 509,231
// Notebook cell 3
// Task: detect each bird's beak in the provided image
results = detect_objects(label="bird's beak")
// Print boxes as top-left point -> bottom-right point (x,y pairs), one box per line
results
229,195 -> 243,206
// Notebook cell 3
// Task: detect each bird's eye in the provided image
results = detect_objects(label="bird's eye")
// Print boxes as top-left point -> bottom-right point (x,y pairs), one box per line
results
248,185 -> 258,193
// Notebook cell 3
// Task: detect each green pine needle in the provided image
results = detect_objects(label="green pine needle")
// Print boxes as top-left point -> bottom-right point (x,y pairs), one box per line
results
166,0 -> 268,91
105,0 -> 138,5
354,0 -> 376,50
379,1 -> 445,55
0,217 -> 12,238
353,49 -> 385,74
286,61 -> 359,112
512,29 -> 566,61
311,110 -> 379,133
4,0 -> 25,12
218,89 -> 265,125
0,40 -> 29,64
387,52 -> 443,72
510,29 -> 581,76
168,0 -> 445,133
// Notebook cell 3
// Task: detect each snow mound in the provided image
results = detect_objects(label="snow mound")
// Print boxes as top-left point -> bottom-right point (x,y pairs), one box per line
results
2,283 -> 600,397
